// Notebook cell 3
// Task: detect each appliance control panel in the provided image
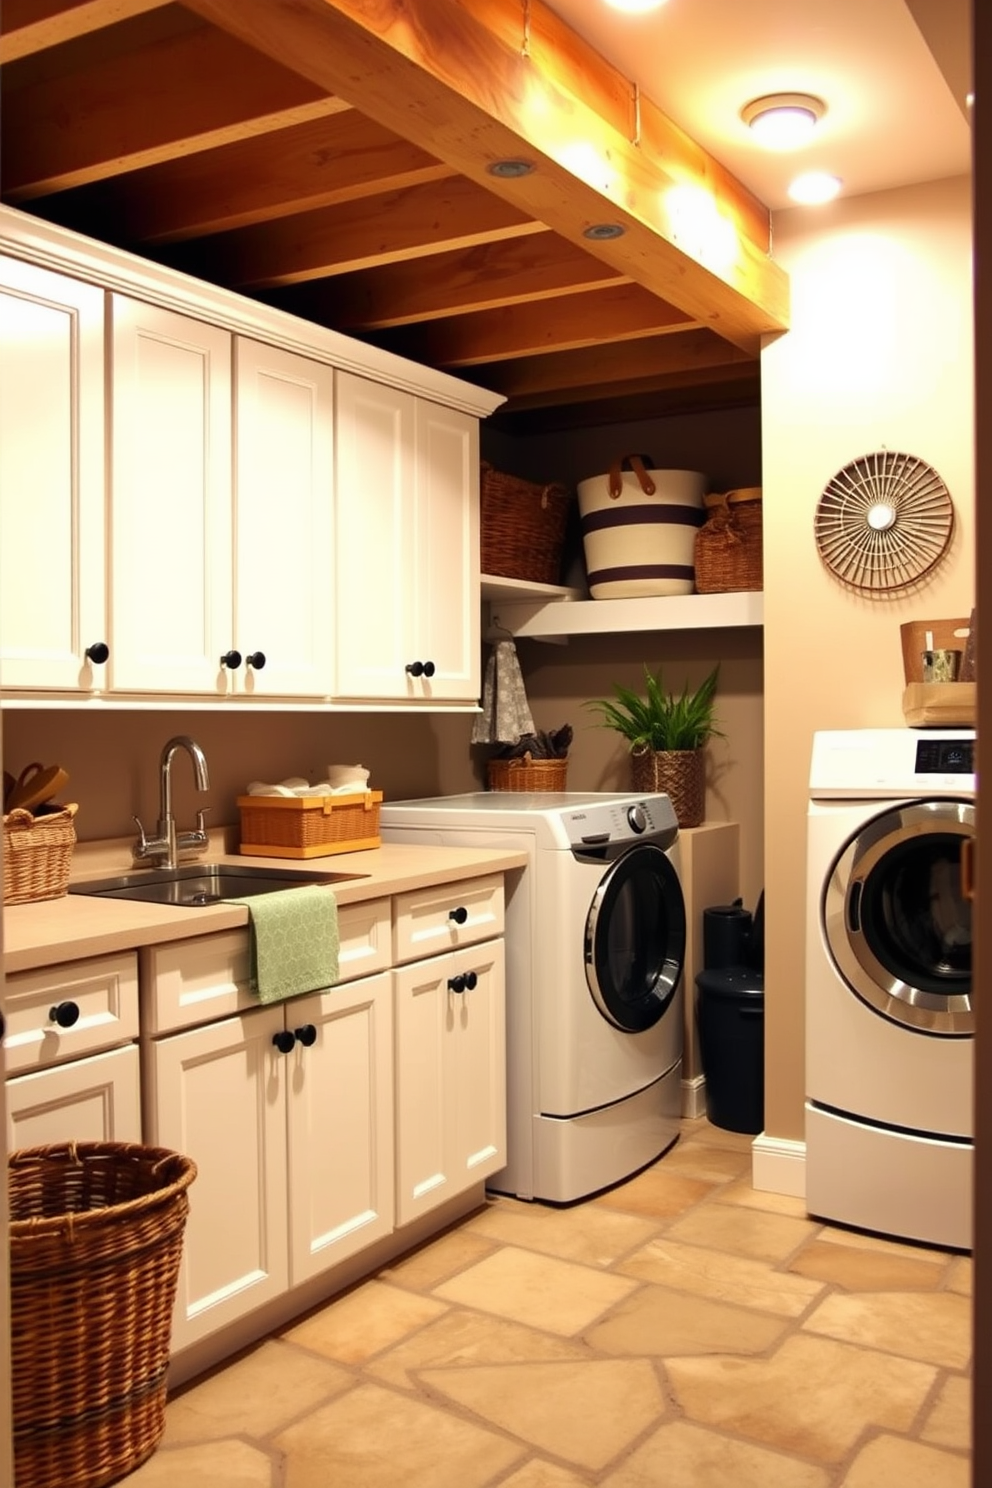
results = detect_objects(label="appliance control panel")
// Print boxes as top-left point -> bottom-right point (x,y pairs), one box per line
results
564,795 -> 678,855
915,737 -> 974,774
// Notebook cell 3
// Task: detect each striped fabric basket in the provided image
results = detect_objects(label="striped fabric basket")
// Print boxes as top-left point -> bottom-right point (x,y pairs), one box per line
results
577,455 -> 706,599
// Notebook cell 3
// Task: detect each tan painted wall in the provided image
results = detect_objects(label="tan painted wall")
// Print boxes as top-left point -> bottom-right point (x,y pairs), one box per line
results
761,173 -> 975,1142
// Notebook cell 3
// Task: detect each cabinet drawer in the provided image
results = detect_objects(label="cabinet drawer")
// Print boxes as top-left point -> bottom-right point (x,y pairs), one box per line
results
7,1044 -> 142,1151
393,874 -> 504,966
3,953 -> 139,1074
142,898 -> 393,1033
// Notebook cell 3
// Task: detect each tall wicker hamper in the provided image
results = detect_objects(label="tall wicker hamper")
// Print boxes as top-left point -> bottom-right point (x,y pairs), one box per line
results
9,1141 -> 197,1488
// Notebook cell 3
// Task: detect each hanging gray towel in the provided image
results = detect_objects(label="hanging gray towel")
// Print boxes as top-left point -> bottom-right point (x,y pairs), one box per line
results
472,640 -> 535,745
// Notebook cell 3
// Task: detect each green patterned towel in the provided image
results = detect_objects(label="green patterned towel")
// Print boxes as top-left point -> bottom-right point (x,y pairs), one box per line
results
225,886 -> 339,1004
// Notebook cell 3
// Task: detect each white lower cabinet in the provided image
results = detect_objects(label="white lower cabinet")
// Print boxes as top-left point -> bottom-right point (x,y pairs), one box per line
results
6,1045 -> 141,1150
394,938 -> 506,1226
144,971 -> 393,1353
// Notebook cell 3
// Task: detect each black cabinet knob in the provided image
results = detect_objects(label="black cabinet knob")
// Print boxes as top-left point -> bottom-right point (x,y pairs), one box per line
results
294,1024 -> 318,1047
49,1001 -> 80,1029
272,1029 -> 297,1054
448,906 -> 468,925
246,652 -> 266,670
220,649 -> 242,670
85,642 -> 109,665
464,971 -> 478,991
448,975 -> 466,994
422,660 -> 436,677
405,660 -> 437,678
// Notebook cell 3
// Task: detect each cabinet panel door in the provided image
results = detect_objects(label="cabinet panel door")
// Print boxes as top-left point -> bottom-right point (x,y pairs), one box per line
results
109,296 -> 232,694
145,1007 -> 288,1351
413,400 -> 480,700
286,973 -> 394,1284
6,1045 -> 141,1150
234,339 -> 334,697
0,257 -> 106,691
447,939 -> 506,1187
393,955 -> 449,1226
333,372 -> 416,700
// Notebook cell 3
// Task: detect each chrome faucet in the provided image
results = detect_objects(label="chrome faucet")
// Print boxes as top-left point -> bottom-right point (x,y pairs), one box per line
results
132,735 -> 211,869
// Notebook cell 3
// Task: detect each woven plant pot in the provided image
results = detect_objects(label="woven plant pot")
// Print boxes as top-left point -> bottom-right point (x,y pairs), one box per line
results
630,747 -> 705,827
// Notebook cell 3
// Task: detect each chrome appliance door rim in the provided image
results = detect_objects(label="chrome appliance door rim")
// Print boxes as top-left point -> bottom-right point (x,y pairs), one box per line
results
823,798 -> 974,1036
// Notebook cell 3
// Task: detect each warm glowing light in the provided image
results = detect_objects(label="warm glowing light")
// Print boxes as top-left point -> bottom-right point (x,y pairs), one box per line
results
663,184 -> 739,273
602,0 -> 669,11
559,139 -> 618,196
741,93 -> 825,151
788,171 -> 842,205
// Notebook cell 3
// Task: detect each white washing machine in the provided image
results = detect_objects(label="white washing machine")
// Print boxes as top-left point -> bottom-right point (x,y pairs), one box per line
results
380,792 -> 686,1202
806,729 -> 974,1250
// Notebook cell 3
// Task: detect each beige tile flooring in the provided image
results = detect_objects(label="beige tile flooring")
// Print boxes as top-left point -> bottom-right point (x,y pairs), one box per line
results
132,1118 -> 972,1487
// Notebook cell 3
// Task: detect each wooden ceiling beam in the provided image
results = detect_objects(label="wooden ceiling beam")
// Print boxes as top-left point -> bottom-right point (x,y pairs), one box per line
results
36,111 -> 450,244
369,283 -> 695,367
491,366 -> 760,429
268,235 -> 628,330
1,23 -> 339,199
0,0 -> 173,63
183,0 -> 789,350
164,176 -> 548,288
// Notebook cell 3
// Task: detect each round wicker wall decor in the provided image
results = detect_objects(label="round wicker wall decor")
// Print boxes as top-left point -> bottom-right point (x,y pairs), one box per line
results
813,450 -> 954,593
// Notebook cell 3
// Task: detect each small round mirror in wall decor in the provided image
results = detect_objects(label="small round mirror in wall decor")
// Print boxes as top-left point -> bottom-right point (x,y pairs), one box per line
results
813,450 -> 954,593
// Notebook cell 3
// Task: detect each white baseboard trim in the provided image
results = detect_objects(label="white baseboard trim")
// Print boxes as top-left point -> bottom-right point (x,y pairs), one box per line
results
751,1132 -> 807,1199
681,1073 -> 707,1119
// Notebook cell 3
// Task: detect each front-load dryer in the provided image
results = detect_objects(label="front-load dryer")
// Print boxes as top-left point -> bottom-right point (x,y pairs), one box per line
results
805,729 -> 974,1249
380,792 -> 686,1202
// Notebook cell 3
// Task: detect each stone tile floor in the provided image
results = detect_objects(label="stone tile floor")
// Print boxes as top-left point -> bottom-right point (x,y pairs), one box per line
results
131,1117 -> 973,1487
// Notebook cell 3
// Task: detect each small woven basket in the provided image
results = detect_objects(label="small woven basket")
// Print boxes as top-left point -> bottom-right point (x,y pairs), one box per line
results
694,487 -> 763,594
3,803 -> 78,904
481,461 -> 572,586
9,1141 -> 197,1488
488,755 -> 569,792
631,747 -> 705,828
237,790 -> 383,858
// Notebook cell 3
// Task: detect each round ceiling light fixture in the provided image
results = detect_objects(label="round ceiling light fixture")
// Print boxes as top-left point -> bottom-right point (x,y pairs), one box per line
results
583,222 -> 626,240
487,159 -> 536,179
741,92 -> 826,150
602,0 -> 669,12
788,170 -> 842,205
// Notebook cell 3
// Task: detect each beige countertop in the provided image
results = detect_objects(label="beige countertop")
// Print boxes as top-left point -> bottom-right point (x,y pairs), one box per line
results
3,842 -> 529,975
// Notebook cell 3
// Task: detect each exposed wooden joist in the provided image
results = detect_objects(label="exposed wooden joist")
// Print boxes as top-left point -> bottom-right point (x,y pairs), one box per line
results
268,234 -> 628,330
1,20 -> 339,198
33,111 -> 448,244
183,0 -> 789,350
369,283 -> 695,367
164,175 -> 548,287
0,0 -> 172,63
467,327 -> 753,400
491,369 -> 761,434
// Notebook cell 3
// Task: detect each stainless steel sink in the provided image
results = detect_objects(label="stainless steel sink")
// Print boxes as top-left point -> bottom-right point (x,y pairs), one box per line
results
68,862 -> 369,908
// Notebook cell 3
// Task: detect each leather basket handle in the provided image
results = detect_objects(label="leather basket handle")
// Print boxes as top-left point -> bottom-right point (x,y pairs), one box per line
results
607,453 -> 657,500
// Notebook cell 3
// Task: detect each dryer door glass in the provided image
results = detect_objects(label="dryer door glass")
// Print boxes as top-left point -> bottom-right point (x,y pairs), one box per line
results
824,799 -> 974,1035
585,843 -> 686,1032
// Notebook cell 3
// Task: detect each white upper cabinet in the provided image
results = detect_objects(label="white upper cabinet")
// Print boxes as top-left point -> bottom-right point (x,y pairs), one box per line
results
0,257 -> 107,691
233,339 -> 335,697
108,295 -> 233,695
333,372 -> 480,704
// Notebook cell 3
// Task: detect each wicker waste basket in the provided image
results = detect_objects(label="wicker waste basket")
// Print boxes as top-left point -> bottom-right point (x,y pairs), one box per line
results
487,755 -> 568,792
9,1141 -> 197,1488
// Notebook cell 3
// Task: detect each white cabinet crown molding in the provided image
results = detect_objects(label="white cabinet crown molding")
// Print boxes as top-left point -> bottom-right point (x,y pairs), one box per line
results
0,205 -> 505,420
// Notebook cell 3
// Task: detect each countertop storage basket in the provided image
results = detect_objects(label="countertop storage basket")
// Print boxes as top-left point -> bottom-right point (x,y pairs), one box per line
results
9,1140 -> 197,1488
693,487 -> 763,593
487,755 -> 569,792
237,789 -> 383,858
3,803 -> 77,905
481,461 -> 572,586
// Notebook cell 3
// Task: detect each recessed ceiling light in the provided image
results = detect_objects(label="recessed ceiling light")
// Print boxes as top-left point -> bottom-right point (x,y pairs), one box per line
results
602,0 -> 669,12
583,223 -> 626,240
788,171 -> 842,205
741,93 -> 826,150
487,159 -> 535,179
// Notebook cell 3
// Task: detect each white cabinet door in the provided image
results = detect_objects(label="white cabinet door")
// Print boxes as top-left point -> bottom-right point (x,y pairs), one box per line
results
145,1005 -> 289,1352
108,295 -> 233,695
233,339 -> 335,697
0,256 -> 107,691
333,373 -> 480,703
394,938 -> 506,1226
6,1045 -> 141,1150
286,973 -> 394,1283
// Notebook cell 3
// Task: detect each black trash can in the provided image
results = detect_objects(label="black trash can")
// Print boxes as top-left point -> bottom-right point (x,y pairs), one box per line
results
695,967 -> 765,1134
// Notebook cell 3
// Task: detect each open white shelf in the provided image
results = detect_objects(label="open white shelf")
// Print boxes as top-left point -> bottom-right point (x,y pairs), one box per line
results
481,575 -> 585,605
485,587 -> 763,640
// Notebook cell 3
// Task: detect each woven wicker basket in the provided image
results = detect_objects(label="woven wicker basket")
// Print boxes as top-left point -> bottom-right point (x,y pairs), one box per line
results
9,1141 -> 197,1488
631,747 -> 705,828
481,461 -> 572,586
3,803 -> 77,904
488,755 -> 569,792
237,789 -> 383,858
694,488 -> 763,594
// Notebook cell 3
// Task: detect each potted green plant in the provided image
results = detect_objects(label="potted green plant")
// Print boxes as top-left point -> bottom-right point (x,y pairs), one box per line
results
586,664 -> 722,827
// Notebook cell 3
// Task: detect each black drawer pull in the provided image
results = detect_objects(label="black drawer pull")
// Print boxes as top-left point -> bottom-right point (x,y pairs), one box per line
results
272,1029 -> 297,1054
49,1001 -> 80,1029
294,1024 -> 318,1047
448,906 -> 468,925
